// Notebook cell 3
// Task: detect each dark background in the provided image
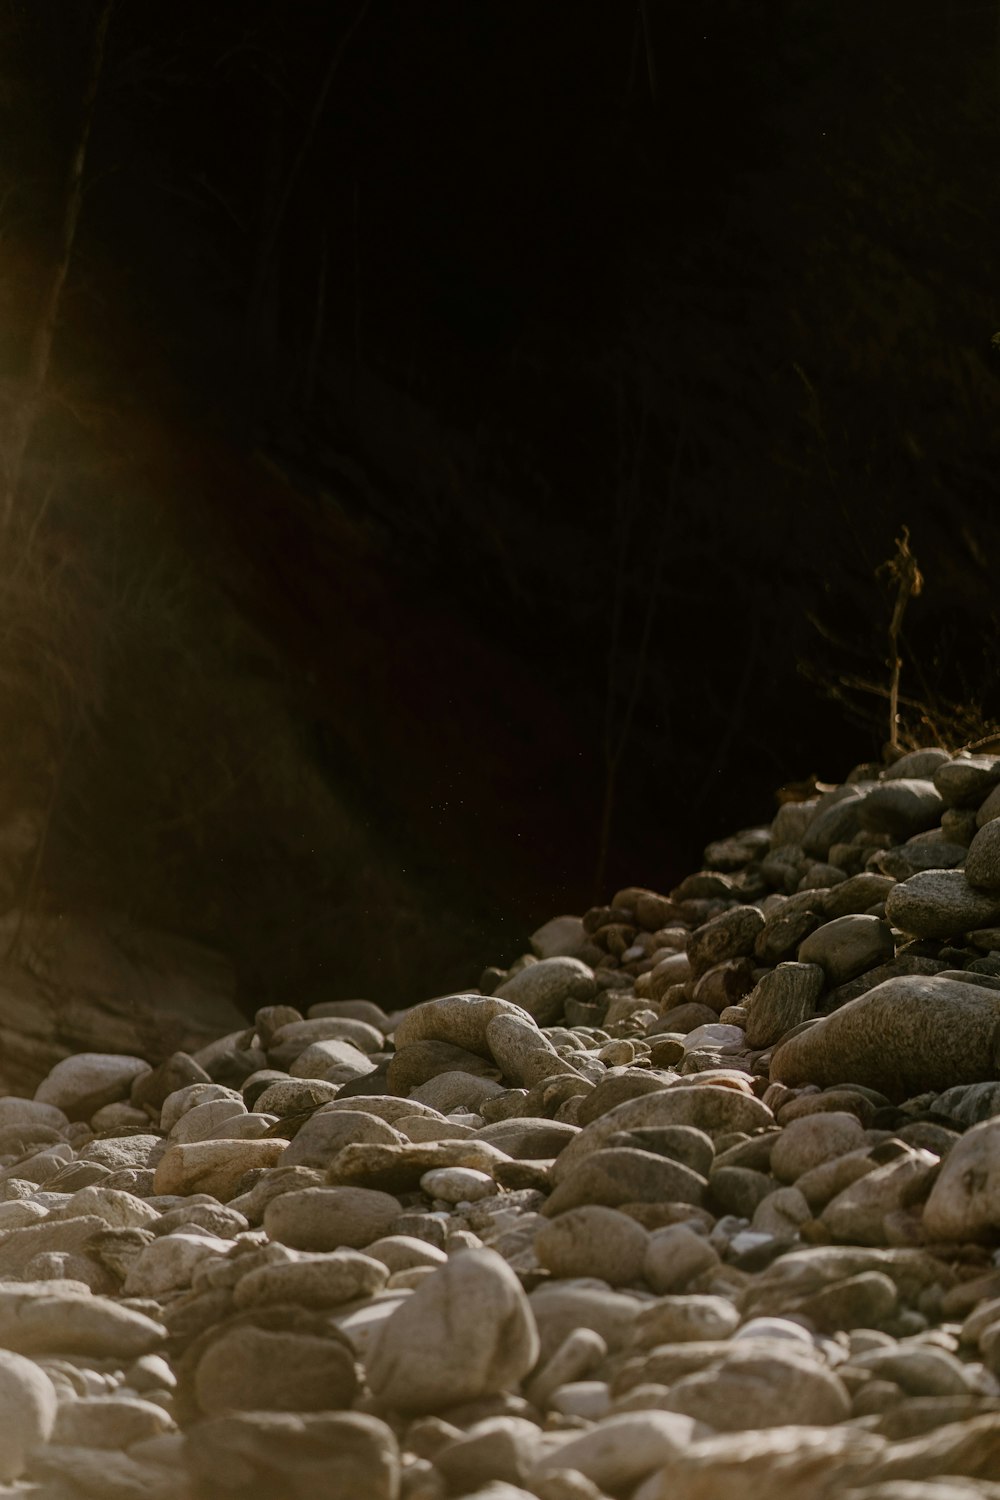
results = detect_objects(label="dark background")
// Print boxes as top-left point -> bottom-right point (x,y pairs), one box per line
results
1,0 -> 999,1010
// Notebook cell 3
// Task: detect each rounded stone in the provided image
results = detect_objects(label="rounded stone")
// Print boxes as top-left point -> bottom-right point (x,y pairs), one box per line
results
421,1167 -> 498,1203
933,754 -> 1000,808
770,975 -> 1000,1101
923,1116 -> 1000,1240
264,1186 -> 401,1250
493,959 -> 598,1027
643,1224 -> 719,1293
232,1250 -> 389,1309
859,779 -> 945,840
280,1110 -> 404,1170
194,1324 -> 358,1413
797,915 -> 895,985
886,870 -> 1000,938
35,1054 -> 151,1123
534,1206 -> 650,1286
0,1351 -> 57,1479
770,1111 -> 868,1183
366,1248 -> 539,1412
964,819 -> 1000,890
486,1015 -> 582,1088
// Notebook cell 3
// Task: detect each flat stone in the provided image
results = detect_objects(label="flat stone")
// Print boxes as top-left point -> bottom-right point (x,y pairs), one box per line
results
532,1411 -> 695,1492
874,837 -> 970,880
631,1426 -> 885,1500
550,1086 -> 774,1187
633,1294 -> 740,1347
770,975 -> 1000,1101
264,1186 -> 401,1250
253,1079 -> 340,1116
529,1283 -> 642,1365
475,1118 -> 579,1159
51,1395 -> 174,1448
232,1250 -> 389,1308
822,873 -> 898,917
35,1053 -> 151,1122
365,1235 -> 448,1273
653,1343 -> 851,1430
743,962 -> 825,1048
153,1139 -> 288,1200
280,1109 -> 404,1169
367,1248 -> 539,1412
167,1097 -> 246,1142
797,915 -> 895,985
393,995 -> 536,1058
794,1269 -> 898,1333
494,958 -> 598,1026
0,1282 -> 165,1355
325,1138 -> 510,1193
268,1016 -> 383,1067
606,1124 -> 715,1177
886,870 -> 1000,938
436,1416 -> 544,1493
535,1206 -> 650,1285
543,1147 -> 707,1216
290,1038 -> 375,1080
923,1117 -> 1000,1240
186,1411 -> 399,1500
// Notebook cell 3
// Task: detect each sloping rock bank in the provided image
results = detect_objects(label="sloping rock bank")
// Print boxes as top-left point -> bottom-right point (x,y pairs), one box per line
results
3,746 -> 1000,1496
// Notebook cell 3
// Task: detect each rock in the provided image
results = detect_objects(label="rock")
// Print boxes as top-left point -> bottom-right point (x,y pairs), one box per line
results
933,754 -> 1000,808
687,907 -> 766,978
532,1411 -> 696,1491
803,785 -> 876,858
964,819 -> 1000,889
886,871 -> 1000,939
526,1327 -> 608,1408
821,1148 -> 938,1245
35,1053 -> 151,1122
51,1394 -> 174,1448
923,1117 -> 1000,1240
388,1039 -> 499,1093
185,1410 -> 400,1500
493,959 -> 598,1027
367,1248 -> 539,1412
606,1124 -> 715,1177
797,915 -> 895,985
860,780 -> 946,840
232,1250 -> 389,1308
634,1294 -> 741,1346
254,1079 -> 340,1116
436,1416 -> 544,1492
192,1319 -> 359,1414
543,1147 -> 707,1216
279,1109 -> 404,1169
550,1086 -> 775,1187
822,873 -> 898,917
393,994 -> 535,1057
422,1166 -> 499,1203
153,1139 -> 288,1199
770,975 -> 1000,1101
654,1343 -> 851,1430
643,1223 -> 719,1293
264,1186 -> 401,1249
535,1206 -> 649,1285
631,1424 -> 884,1500
744,963 -> 825,1048
529,1283 -> 642,1365
928,1081 -> 1000,1127
530,917 -> 593,961
486,1015 -> 582,1088
325,1138 -> 510,1194
770,1111 -> 868,1182
755,904 -> 825,963
124,1232 -> 235,1296
0,1351 -> 56,1480
883,748 -> 951,780
0,1281 -> 165,1355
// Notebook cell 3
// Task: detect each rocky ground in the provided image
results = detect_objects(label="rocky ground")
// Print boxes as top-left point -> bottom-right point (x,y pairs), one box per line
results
1,746 -> 1000,1497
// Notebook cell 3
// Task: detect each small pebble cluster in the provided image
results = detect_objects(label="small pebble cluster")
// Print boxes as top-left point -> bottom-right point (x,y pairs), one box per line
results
2,745 -> 1000,1498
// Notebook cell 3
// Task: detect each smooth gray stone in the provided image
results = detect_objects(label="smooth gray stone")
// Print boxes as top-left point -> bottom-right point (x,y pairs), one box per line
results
860,779 -> 945,841
743,962 -> 825,1048
933,754 -> 1000,808
885,870 -> 1000,938
770,974 -> 1000,1101
965,819 -> 1000,890
687,907 -> 765,978
797,915 -> 894,986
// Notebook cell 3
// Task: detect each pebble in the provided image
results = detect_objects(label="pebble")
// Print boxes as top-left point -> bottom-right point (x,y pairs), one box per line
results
366,1248 -> 539,1411
7,742 -> 1000,1492
0,1352 -> 56,1480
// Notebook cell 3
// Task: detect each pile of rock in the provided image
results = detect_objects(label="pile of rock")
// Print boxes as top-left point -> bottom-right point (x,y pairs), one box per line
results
1,746 -> 1000,1497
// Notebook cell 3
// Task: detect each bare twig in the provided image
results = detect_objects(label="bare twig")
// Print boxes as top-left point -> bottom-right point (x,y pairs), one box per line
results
876,525 -> 923,752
